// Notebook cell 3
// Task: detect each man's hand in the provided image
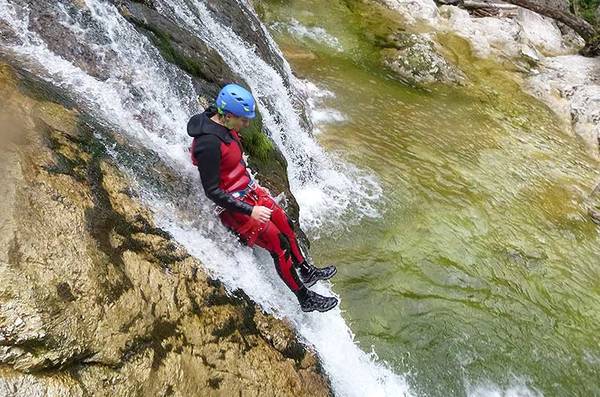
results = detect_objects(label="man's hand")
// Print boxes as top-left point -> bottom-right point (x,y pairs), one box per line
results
251,205 -> 272,223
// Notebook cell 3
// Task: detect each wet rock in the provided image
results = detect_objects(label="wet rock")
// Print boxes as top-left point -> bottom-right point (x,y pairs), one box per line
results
544,0 -> 570,12
435,0 -> 461,5
524,55 -> 600,156
379,31 -> 467,85
116,0 -> 241,91
376,0 -> 441,27
506,247 -> 547,270
372,0 -> 599,156
438,5 -> 583,67
22,1 -> 114,80
0,63 -> 331,396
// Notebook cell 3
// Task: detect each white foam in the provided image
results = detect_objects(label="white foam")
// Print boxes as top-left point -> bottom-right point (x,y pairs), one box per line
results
270,18 -> 344,52
298,78 -> 349,127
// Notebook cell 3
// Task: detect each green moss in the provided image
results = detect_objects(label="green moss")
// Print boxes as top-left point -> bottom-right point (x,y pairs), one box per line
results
129,20 -> 212,82
240,110 -> 274,162
241,126 -> 273,162
572,0 -> 600,25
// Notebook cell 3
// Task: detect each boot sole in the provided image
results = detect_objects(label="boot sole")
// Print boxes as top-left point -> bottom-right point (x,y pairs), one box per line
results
302,267 -> 337,288
300,299 -> 338,313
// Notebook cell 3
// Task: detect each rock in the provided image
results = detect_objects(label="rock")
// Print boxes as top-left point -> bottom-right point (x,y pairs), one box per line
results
515,7 -> 575,56
524,55 -> 600,156
116,0 -> 241,92
375,0 -> 441,27
533,0 -> 570,13
379,31 -> 467,85
372,0 -> 599,155
437,5 -> 582,66
0,63 -> 331,396
373,0 -> 584,66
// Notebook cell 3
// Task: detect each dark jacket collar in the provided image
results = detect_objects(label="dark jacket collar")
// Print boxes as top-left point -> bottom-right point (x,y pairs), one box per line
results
187,104 -> 234,144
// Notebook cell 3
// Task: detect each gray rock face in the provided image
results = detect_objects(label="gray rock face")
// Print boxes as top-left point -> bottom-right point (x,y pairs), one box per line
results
536,0 -> 570,12
0,62 -> 331,396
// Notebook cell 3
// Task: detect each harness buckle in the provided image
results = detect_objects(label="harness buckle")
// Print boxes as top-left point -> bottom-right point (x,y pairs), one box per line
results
231,179 -> 256,199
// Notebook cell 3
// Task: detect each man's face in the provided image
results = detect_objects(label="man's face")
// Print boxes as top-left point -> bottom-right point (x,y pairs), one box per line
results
224,113 -> 251,131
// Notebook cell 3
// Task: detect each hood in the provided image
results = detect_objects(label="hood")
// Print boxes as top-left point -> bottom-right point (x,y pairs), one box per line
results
186,104 -> 234,143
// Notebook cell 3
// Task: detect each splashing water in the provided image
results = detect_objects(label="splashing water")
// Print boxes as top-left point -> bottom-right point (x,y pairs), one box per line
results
269,17 -> 345,52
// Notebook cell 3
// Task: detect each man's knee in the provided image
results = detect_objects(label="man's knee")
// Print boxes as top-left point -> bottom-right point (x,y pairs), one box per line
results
259,224 -> 288,254
269,231 -> 302,289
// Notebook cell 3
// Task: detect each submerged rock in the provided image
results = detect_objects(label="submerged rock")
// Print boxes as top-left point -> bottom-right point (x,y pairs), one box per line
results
0,62 -> 331,396
589,180 -> 600,224
380,31 -> 467,85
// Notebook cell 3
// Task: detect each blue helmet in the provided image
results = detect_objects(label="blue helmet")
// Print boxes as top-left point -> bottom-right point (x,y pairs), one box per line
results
215,83 -> 256,119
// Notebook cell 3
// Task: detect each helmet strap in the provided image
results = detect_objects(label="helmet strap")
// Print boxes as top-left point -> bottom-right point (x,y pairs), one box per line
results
217,108 -> 234,129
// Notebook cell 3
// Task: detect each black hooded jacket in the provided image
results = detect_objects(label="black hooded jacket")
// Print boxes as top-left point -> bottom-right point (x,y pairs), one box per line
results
187,105 -> 254,215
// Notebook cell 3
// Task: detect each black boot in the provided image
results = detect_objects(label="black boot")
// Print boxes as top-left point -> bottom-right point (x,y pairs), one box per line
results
295,286 -> 338,313
295,260 -> 337,288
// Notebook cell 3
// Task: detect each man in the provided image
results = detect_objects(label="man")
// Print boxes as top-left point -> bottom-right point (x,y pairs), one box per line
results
187,83 -> 338,312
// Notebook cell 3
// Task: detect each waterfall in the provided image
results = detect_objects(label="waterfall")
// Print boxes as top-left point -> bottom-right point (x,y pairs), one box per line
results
0,1 -> 409,396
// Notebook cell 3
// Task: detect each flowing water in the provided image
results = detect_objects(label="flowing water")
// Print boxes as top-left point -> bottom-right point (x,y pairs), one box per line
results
258,0 -> 600,396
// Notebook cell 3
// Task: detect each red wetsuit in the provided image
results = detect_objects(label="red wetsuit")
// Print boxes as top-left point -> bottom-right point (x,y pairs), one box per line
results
187,105 -> 306,292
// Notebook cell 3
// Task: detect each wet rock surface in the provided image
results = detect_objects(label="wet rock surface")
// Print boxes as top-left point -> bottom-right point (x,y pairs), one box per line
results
524,55 -> 600,156
0,63 -> 331,396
